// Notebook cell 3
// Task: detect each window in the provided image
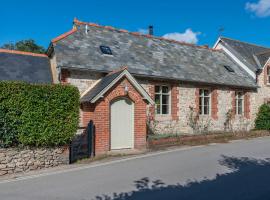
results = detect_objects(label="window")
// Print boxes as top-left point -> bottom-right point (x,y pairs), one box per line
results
199,89 -> 210,115
224,65 -> 235,73
100,45 -> 112,55
235,92 -> 244,115
267,67 -> 270,84
155,86 -> 170,115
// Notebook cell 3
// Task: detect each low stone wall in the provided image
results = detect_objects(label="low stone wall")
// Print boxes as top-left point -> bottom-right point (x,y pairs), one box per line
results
0,147 -> 69,176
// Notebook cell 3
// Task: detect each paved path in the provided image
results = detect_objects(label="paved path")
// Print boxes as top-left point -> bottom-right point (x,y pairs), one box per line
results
1,137 -> 270,200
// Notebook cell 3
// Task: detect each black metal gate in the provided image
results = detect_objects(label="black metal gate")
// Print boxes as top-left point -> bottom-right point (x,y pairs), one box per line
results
87,120 -> 95,157
69,120 -> 95,163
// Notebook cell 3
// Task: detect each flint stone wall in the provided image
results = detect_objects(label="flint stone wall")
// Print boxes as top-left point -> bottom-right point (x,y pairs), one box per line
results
0,147 -> 69,176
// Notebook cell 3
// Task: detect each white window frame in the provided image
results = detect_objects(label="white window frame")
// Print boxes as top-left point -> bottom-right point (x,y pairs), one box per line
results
199,89 -> 211,115
235,91 -> 244,115
154,85 -> 171,115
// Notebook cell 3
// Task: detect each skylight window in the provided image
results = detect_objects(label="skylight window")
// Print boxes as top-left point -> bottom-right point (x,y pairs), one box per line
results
100,45 -> 112,55
224,65 -> 235,73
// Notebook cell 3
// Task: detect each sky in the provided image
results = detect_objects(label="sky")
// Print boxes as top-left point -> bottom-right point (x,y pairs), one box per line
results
1,0 -> 270,49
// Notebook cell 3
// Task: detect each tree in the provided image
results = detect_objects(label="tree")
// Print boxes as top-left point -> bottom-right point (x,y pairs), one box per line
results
255,104 -> 270,130
1,39 -> 45,54
1,43 -> 15,50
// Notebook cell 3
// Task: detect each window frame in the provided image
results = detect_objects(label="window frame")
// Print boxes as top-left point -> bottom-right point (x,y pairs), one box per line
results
100,45 -> 113,55
154,85 -> 171,115
199,89 -> 211,116
235,91 -> 244,115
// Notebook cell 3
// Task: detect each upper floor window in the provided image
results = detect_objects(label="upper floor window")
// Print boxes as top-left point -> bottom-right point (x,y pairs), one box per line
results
199,89 -> 210,115
235,91 -> 244,115
155,85 -> 170,115
100,45 -> 112,55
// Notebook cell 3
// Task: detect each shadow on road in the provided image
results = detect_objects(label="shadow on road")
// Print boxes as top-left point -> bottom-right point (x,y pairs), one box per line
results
93,156 -> 270,200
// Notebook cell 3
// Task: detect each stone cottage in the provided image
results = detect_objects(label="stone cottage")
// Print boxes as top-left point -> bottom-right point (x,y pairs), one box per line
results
3,19 -> 269,155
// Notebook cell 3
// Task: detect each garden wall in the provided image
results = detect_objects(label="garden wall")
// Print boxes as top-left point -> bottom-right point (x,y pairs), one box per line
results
0,147 -> 69,176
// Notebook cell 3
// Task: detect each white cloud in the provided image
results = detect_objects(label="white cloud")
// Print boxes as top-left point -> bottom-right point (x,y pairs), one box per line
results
246,0 -> 270,17
162,29 -> 200,44
138,28 -> 148,34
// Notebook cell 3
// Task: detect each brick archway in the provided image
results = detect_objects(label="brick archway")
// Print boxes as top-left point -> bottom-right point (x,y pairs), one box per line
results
82,77 -> 148,155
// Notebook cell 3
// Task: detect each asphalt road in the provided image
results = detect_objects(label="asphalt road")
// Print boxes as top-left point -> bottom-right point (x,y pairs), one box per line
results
1,137 -> 270,200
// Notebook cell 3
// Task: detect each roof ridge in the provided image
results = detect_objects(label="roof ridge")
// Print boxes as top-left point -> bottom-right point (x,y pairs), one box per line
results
107,66 -> 128,75
255,49 -> 270,56
220,37 -> 270,49
51,26 -> 78,43
0,49 -> 48,57
73,18 -> 220,52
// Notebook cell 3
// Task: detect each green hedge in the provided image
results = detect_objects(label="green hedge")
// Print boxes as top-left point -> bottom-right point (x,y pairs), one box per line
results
255,104 -> 270,130
0,82 -> 80,147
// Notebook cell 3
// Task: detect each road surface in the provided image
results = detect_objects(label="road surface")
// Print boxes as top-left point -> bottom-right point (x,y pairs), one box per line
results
1,137 -> 270,200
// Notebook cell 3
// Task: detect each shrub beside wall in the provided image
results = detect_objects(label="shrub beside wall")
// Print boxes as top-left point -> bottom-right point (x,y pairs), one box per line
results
255,104 -> 270,130
0,81 -> 80,147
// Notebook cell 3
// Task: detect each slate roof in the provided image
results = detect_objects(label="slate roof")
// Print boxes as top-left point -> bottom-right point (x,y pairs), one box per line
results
0,50 -> 52,83
52,19 -> 257,89
80,70 -> 123,103
219,37 -> 270,72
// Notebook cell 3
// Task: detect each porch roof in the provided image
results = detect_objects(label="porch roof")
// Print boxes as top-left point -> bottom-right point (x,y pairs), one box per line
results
80,68 -> 154,104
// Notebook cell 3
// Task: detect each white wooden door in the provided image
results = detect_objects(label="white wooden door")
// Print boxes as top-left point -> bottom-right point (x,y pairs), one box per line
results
110,98 -> 134,150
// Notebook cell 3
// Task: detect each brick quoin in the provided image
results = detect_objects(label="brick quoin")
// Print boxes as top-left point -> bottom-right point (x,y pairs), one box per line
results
244,92 -> 251,119
211,89 -> 218,120
171,84 -> 179,120
81,77 -> 147,155
231,90 -> 236,118
149,84 -> 155,120
195,88 -> 200,113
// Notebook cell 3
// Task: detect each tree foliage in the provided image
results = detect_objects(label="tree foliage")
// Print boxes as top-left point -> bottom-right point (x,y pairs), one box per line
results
0,82 -> 80,147
255,104 -> 270,130
1,39 -> 45,54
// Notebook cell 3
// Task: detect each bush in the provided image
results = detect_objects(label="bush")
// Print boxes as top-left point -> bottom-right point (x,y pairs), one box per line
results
0,81 -> 80,147
255,104 -> 270,130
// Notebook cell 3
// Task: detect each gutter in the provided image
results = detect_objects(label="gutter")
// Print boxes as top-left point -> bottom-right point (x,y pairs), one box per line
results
60,66 -> 258,90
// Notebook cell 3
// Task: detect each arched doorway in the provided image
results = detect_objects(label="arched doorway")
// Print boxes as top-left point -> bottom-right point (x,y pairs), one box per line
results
110,97 -> 134,150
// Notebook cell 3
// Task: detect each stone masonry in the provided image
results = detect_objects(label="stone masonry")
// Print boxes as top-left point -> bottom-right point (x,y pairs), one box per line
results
0,147 -> 69,176
66,69 -> 268,136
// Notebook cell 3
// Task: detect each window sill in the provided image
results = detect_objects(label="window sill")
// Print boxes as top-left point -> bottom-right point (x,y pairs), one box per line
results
154,114 -> 172,121
199,114 -> 210,117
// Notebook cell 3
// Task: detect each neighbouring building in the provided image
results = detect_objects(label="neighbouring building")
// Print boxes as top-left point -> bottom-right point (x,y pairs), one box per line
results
0,49 -> 51,83
1,18 -> 270,155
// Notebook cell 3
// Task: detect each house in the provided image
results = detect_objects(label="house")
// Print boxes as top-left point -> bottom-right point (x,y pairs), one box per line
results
214,37 -> 270,105
1,18 -> 268,155
0,49 -> 52,83
45,19 -> 270,155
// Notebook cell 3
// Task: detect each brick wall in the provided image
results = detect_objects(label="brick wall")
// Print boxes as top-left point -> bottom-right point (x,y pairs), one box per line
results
211,89 -> 219,120
81,77 -> 147,154
171,84 -> 180,120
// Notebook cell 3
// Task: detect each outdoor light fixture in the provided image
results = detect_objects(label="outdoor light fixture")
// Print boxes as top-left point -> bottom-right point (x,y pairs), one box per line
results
124,84 -> 129,94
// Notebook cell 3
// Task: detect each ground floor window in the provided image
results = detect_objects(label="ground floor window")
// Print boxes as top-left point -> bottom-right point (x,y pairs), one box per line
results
235,91 -> 244,115
199,89 -> 210,115
155,85 -> 170,115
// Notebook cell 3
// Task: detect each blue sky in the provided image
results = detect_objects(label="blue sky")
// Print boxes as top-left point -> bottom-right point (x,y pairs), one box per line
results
1,0 -> 270,49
